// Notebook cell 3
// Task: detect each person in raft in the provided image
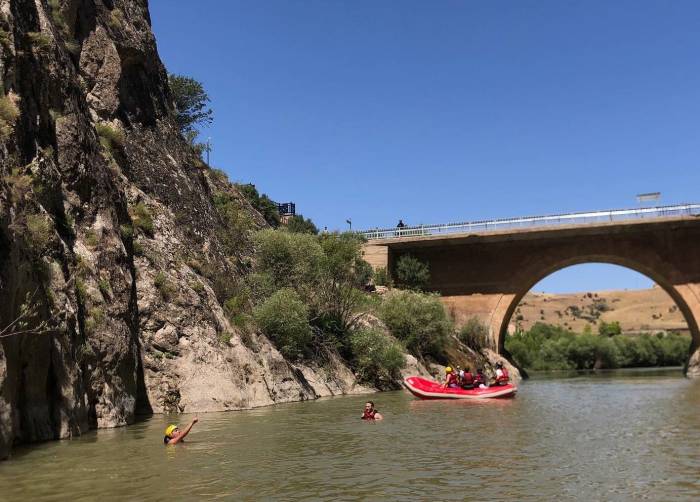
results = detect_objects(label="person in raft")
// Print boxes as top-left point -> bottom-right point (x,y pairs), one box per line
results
494,362 -> 510,385
361,401 -> 383,420
164,417 -> 199,445
460,367 -> 475,389
443,366 -> 460,388
473,368 -> 488,388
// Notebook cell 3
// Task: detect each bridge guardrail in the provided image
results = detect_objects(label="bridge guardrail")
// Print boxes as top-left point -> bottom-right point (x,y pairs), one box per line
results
358,203 -> 700,240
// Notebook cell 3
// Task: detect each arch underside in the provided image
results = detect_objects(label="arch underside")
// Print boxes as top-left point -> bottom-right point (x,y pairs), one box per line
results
494,254 -> 700,374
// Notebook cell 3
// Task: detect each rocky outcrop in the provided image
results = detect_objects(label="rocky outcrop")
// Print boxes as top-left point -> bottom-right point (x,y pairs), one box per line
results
0,0 -> 400,461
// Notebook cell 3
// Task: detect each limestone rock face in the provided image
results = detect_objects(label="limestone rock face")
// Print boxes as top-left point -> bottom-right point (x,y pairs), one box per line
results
0,0 -> 384,460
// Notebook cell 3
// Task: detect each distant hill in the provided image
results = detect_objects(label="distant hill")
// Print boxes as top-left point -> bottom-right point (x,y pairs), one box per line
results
511,286 -> 688,335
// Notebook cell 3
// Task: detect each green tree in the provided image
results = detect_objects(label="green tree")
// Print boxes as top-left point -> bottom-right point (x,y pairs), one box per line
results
169,74 -> 213,137
235,183 -> 281,227
458,317 -> 489,350
349,329 -> 406,387
598,320 -> 622,337
286,214 -> 318,234
253,288 -> 312,359
395,254 -> 430,291
379,290 -> 452,359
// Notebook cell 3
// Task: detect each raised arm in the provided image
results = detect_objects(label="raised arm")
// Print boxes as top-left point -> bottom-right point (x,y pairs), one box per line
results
168,417 -> 198,445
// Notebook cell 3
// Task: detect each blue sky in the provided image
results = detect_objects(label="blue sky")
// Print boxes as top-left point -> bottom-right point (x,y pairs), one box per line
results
149,1 -> 699,292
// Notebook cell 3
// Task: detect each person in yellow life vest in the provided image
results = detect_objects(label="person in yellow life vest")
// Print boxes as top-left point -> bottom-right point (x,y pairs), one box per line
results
443,366 -> 460,388
163,417 -> 198,445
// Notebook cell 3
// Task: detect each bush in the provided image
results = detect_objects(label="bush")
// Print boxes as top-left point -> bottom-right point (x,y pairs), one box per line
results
25,214 -> 53,254
130,203 -> 154,236
349,328 -> 406,386
0,92 -> 20,140
598,320 -> 622,337
213,191 -> 255,255
379,290 -> 452,359
286,214 -> 318,234
27,32 -> 52,51
253,229 -> 323,296
253,288 -> 312,359
373,267 -> 390,287
154,272 -> 175,301
458,317 -> 489,350
395,254 -> 430,291
235,183 -> 280,227
95,123 -> 124,154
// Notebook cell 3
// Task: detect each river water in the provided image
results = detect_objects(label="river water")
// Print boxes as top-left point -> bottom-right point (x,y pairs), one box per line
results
1,368 -> 699,501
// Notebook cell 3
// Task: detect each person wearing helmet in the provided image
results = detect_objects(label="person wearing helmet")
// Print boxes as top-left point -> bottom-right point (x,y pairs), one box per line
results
163,417 -> 199,445
494,362 -> 510,385
443,366 -> 460,388
361,401 -> 383,420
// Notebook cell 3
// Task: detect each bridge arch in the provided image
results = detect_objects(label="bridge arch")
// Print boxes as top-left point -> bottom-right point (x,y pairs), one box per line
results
364,215 -> 700,375
492,255 -> 700,374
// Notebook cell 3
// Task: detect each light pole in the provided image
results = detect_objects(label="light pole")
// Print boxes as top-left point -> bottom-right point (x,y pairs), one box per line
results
346,219 -> 352,231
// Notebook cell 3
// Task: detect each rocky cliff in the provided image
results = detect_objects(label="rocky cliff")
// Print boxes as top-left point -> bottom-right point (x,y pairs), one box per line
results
0,0 -> 394,460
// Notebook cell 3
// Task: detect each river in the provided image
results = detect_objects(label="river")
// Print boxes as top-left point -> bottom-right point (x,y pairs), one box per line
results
1,368 -> 699,501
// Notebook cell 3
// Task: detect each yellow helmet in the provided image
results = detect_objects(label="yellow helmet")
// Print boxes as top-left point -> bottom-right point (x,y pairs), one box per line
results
164,424 -> 177,438
445,366 -> 453,373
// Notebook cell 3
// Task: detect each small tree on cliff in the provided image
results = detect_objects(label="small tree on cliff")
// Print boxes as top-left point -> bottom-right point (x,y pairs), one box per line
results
169,73 -> 213,150
395,254 -> 430,291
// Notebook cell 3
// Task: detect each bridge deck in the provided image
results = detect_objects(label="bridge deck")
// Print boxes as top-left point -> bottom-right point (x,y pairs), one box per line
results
359,203 -> 700,242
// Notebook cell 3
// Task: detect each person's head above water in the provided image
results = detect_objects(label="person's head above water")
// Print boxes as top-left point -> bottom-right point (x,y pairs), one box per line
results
362,401 -> 383,420
163,417 -> 198,445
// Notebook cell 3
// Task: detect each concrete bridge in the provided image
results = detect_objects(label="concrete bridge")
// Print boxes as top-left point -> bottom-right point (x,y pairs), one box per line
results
360,204 -> 700,375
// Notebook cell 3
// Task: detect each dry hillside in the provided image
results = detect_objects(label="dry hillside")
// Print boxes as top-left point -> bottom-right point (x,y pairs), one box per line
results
512,286 -> 688,335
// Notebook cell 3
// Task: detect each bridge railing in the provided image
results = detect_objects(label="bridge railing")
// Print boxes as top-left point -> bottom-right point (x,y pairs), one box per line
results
358,203 -> 700,240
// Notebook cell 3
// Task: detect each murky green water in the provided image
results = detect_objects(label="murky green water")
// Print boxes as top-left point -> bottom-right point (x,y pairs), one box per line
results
1,368 -> 699,501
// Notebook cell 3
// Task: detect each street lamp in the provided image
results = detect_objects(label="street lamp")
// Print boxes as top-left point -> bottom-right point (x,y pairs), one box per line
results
346,219 -> 352,231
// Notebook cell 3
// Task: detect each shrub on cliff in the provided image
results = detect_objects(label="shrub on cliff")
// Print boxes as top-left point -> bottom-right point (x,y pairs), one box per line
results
0,91 -> 20,140
252,229 -> 322,299
251,229 -> 375,353
349,328 -> 406,387
213,191 -> 256,255
458,317 -> 489,351
286,214 -> 318,235
253,288 -> 312,359
395,254 -> 430,291
378,290 -> 452,360
235,183 -> 280,228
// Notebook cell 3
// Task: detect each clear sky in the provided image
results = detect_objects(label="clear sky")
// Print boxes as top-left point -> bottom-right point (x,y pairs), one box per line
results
149,0 -> 699,293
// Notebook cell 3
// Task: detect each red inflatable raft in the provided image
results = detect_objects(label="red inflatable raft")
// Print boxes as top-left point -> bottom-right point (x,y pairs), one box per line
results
403,376 -> 517,400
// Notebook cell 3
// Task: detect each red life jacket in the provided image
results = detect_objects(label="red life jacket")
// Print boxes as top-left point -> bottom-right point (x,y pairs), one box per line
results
362,409 -> 377,420
474,373 -> 485,384
496,367 -> 509,384
462,372 -> 474,385
446,373 -> 459,386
